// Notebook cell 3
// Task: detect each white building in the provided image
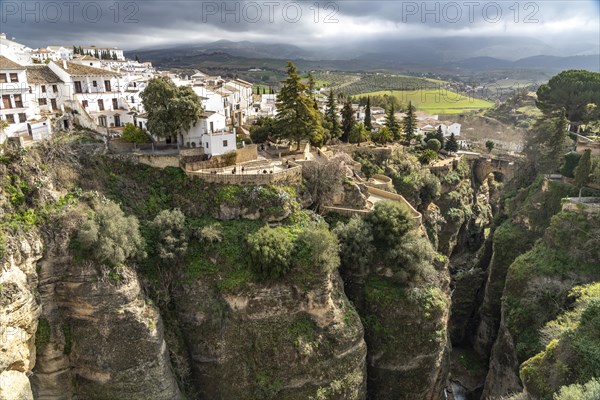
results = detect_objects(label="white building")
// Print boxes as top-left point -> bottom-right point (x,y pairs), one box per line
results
45,46 -> 74,61
1,56 -> 32,138
80,47 -> 125,61
0,33 -> 33,65
26,65 -> 66,116
48,61 -> 133,129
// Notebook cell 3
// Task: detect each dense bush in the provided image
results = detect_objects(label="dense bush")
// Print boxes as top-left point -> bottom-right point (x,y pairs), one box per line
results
418,149 -> 438,165
366,200 -> 413,250
333,216 -> 375,273
554,379 -> 600,400
296,223 -> 340,273
425,139 -> 441,152
150,209 -> 189,264
335,201 -> 437,285
121,123 -> 151,144
247,225 -> 295,279
561,151 -> 581,178
77,200 -> 145,265
302,158 -> 347,210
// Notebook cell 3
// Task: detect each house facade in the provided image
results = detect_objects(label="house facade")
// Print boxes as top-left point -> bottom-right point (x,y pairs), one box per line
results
48,61 -> 133,129
0,56 -> 36,140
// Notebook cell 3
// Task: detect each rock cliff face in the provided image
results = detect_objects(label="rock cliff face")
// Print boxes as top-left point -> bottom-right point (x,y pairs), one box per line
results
0,235 -> 43,400
175,269 -> 366,399
29,211 -> 182,400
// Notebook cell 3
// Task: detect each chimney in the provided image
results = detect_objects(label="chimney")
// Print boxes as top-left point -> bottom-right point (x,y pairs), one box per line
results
62,60 -> 67,70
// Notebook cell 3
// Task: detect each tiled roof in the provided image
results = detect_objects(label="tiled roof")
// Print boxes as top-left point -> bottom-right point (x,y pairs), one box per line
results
52,61 -> 120,77
26,65 -> 62,84
0,55 -> 23,69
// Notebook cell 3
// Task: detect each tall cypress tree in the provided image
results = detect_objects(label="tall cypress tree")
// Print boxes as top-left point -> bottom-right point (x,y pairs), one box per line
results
386,103 -> 400,140
364,97 -> 372,131
341,98 -> 355,142
324,90 -> 342,141
574,148 -> 592,197
307,72 -> 315,99
274,61 -> 323,150
445,132 -> 459,152
402,101 -> 417,141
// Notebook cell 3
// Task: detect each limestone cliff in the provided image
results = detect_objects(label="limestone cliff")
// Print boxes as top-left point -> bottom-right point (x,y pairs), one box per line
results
0,235 -> 43,400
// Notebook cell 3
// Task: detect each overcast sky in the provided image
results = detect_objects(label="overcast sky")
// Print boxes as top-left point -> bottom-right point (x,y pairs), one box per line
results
1,0 -> 599,52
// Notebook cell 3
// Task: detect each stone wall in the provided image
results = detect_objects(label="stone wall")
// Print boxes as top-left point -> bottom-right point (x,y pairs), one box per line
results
135,154 -> 180,169
236,144 -> 258,163
187,165 -> 302,185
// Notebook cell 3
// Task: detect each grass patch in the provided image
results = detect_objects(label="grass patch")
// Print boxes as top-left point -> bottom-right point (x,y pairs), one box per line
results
358,89 -> 494,114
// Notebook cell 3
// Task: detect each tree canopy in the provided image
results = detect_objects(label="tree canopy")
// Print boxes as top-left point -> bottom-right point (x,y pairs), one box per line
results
402,101 -> 417,141
274,62 -> 324,149
341,98 -> 355,142
324,89 -> 342,141
386,103 -> 400,140
536,70 -> 600,128
141,76 -> 202,141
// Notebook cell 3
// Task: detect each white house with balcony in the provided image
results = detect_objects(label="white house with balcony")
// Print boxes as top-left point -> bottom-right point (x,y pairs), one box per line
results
48,61 -> 133,129
180,111 -> 236,156
26,65 -> 66,117
0,56 -> 49,142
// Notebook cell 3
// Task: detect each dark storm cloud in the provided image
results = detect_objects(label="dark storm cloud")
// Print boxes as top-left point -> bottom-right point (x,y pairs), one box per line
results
1,0 -> 598,50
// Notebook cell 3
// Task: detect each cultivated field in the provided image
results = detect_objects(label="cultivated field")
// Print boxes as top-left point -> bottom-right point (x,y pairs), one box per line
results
358,89 -> 494,115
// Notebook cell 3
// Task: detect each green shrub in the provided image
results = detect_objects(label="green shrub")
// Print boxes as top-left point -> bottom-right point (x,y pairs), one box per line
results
561,151 -> 582,178
425,139 -> 441,152
247,225 -> 295,279
419,149 -> 438,165
554,379 -> 600,400
150,208 -> 189,264
198,223 -> 223,244
334,216 -> 375,273
77,200 -> 145,266
296,223 -> 340,273
366,200 -> 412,251
35,318 -> 51,349
121,123 -> 151,143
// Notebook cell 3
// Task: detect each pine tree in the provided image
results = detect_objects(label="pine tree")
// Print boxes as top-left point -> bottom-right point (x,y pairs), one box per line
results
349,123 -> 369,145
574,149 -> 592,197
341,98 -> 355,142
402,101 -> 417,141
324,90 -> 342,141
307,72 -> 315,99
445,132 -> 459,152
435,125 -> 445,147
385,103 -> 400,140
135,54 -> 140,62
274,61 -> 323,150
364,97 -> 372,131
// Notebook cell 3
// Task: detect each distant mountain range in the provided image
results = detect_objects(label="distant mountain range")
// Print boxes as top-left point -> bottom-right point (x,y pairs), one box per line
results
129,37 -> 600,73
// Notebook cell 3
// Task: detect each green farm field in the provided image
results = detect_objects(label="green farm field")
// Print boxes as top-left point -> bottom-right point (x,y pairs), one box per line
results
359,89 -> 495,115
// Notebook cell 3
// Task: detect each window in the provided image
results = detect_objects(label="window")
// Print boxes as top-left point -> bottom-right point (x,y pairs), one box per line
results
98,99 -> 104,111
0,74 -> 6,83
104,80 -> 111,91
9,73 -> 18,83
52,85 -> 58,93
205,142 -> 209,148
13,95 -> 23,108
223,140 -> 228,147
112,98 -> 118,109
18,113 -> 26,123
41,85 -> 46,93
50,98 -> 57,109
92,81 -> 97,87
39,98 -> 47,105
81,100 -> 88,108
1,95 -> 11,109
74,81 -> 82,93
5,114 -> 15,124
